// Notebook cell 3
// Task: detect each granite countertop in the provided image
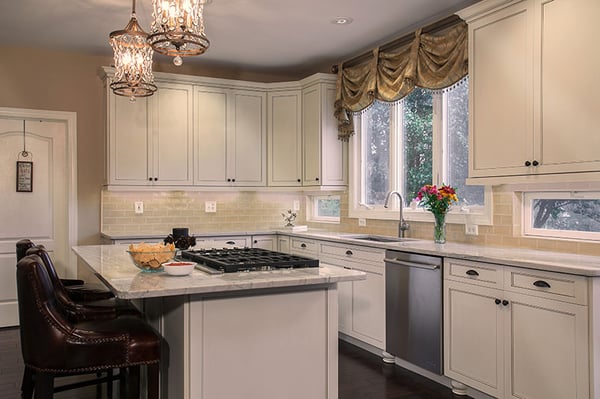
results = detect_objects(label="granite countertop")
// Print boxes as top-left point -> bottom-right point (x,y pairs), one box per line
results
101,229 -> 600,277
72,245 -> 366,299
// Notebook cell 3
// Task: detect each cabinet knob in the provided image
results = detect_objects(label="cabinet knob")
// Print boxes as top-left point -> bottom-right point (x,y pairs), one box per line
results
495,298 -> 501,305
502,300 -> 509,306
466,269 -> 479,277
533,280 -> 551,288
227,178 -> 231,182
532,160 -> 539,166
232,178 -> 235,182
154,177 -> 158,181
297,179 -> 301,183
525,161 -> 532,167
148,177 -> 153,181
345,250 -> 353,256
253,240 -> 258,244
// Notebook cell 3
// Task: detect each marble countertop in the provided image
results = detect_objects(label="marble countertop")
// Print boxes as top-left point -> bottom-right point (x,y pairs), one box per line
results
72,245 -> 366,299
102,229 -> 600,277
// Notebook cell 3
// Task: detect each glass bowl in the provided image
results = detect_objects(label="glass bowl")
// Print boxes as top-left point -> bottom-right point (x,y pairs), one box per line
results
127,249 -> 176,273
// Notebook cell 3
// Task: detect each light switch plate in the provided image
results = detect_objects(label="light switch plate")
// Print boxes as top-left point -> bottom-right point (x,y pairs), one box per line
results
465,224 -> 479,236
358,218 -> 367,227
293,200 -> 300,211
134,201 -> 144,214
205,201 -> 217,213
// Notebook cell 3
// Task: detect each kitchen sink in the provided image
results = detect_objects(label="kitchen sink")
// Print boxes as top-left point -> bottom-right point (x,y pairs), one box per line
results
341,234 -> 418,243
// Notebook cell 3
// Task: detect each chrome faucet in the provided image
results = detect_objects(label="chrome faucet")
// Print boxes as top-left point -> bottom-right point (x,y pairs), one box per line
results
384,191 -> 410,238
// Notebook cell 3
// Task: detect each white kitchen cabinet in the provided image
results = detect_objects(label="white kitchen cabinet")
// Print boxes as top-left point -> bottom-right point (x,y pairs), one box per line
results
444,258 -> 589,399
289,237 -> 318,258
194,86 -> 267,186
302,77 -> 348,188
277,235 -> 291,253
251,235 -> 277,251
267,90 -> 302,186
104,81 -> 193,185
459,0 -> 600,182
319,242 -> 385,349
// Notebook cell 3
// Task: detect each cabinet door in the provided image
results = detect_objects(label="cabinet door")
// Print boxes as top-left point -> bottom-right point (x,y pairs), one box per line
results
350,262 -> 385,348
302,84 -> 322,186
251,235 -> 276,251
320,84 -> 347,186
444,280 -> 504,398
194,86 -> 228,185
108,94 -> 151,185
469,1 -> 534,177
268,91 -> 302,186
338,280 -> 352,335
152,83 -> 193,185
505,291 -> 589,399
230,90 -> 266,186
537,0 -> 600,174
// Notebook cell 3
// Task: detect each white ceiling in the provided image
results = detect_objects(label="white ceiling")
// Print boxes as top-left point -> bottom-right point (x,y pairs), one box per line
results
0,0 -> 479,76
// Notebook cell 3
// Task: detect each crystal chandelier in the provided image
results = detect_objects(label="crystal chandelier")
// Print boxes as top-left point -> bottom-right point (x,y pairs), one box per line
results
109,0 -> 157,100
148,0 -> 210,66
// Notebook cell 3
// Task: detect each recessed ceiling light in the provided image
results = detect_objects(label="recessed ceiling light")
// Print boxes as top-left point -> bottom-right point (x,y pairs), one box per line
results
332,17 -> 353,25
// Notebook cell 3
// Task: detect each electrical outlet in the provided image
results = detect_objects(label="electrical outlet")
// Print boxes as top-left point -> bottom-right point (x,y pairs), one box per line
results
205,201 -> 217,213
134,201 -> 144,214
358,218 -> 367,227
293,200 -> 300,211
465,224 -> 479,236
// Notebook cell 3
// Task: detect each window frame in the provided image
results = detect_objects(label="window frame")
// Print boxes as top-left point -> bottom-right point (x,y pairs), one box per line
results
307,194 -> 341,224
348,88 -> 492,226
522,191 -> 600,241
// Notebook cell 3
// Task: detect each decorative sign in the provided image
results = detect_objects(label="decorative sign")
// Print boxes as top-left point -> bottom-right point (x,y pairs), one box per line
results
16,161 -> 33,192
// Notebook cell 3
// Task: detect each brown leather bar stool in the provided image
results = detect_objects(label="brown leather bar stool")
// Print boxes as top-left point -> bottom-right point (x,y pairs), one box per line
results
16,254 -> 161,399
16,239 -> 115,302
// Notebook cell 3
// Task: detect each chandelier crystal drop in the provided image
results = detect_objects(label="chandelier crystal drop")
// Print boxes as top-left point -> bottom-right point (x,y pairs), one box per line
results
109,0 -> 157,100
148,0 -> 210,66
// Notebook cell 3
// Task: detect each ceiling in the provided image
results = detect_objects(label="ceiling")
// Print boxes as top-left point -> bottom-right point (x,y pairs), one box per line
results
0,0 -> 479,77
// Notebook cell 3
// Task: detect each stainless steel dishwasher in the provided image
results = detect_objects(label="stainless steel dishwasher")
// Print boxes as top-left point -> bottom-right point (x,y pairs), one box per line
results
385,250 -> 443,374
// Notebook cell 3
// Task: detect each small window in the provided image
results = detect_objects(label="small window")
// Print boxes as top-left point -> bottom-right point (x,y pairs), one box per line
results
309,195 -> 341,223
523,192 -> 600,241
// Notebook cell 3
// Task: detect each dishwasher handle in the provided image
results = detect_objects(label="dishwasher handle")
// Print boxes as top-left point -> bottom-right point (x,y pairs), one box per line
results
384,257 -> 440,270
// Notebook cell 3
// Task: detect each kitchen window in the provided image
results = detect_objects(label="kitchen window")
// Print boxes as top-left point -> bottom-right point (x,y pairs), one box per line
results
523,192 -> 600,241
308,195 -> 341,223
349,77 -> 492,224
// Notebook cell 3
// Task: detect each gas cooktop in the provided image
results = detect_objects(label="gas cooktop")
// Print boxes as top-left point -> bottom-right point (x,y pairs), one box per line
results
179,247 -> 319,273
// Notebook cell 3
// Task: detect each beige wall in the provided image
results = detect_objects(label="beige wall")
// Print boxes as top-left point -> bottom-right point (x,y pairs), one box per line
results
0,45 -> 317,245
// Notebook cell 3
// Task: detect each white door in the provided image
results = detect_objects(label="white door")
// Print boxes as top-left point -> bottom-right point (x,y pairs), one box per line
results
0,108 -> 77,327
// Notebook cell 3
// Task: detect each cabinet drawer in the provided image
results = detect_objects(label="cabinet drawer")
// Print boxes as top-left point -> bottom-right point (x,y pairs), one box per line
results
319,243 -> 385,264
208,236 -> 250,248
445,258 -> 503,288
290,238 -> 318,256
505,268 -> 587,305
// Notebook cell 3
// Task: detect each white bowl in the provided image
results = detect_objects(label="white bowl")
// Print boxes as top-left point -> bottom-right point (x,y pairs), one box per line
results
162,261 -> 196,276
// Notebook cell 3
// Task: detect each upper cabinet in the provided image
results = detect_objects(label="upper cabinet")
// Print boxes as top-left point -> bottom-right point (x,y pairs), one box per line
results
267,89 -> 303,187
104,81 -> 193,186
194,86 -> 267,186
100,68 -> 346,189
459,0 -> 600,182
302,77 -> 348,188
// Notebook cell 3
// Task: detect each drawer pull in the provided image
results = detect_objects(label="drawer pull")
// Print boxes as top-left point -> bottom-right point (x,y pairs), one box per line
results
226,241 -> 235,245
533,280 -> 551,288
345,250 -> 353,256
495,298 -> 501,305
343,266 -> 351,270
300,243 -> 307,248
466,269 -> 479,277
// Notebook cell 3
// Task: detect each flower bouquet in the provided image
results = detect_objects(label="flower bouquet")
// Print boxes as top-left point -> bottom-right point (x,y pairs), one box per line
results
415,184 -> 458,243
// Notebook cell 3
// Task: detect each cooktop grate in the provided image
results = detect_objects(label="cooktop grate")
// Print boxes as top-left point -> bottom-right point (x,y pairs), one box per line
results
180,247 -> 319,273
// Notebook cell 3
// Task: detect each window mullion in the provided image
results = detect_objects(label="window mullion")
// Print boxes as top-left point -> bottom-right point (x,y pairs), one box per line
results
432,92 -> 445,186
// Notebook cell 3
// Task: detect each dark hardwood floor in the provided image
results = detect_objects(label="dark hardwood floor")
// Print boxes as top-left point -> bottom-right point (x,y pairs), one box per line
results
339,340 -> 470,399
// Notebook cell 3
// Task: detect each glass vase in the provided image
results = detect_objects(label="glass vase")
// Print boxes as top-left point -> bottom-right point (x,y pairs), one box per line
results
433,212 -> 447,244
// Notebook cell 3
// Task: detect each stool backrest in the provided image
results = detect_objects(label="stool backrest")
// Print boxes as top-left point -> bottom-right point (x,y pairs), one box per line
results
16,239 -> 34,261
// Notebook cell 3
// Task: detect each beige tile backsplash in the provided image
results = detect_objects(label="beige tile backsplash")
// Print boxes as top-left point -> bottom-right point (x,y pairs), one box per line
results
102,187 -> 598,255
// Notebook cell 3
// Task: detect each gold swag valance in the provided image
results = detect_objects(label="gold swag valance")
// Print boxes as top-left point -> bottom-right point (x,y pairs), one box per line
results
334,19 -> 468,141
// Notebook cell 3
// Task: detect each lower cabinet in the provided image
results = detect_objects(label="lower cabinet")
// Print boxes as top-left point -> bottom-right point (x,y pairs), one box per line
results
444,258 -> 589,399
251,235 -> 277,251
319,242 -> 385,349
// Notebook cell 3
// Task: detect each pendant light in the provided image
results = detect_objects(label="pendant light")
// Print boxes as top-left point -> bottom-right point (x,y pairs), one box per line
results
148,0 -> 210,66
109,0 -> 157,101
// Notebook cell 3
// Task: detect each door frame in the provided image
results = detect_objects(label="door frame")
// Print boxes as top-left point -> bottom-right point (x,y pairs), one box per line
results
0,106 -> 78,275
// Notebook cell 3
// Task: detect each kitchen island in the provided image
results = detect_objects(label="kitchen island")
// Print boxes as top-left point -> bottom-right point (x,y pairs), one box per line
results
72,245 -> 365,399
